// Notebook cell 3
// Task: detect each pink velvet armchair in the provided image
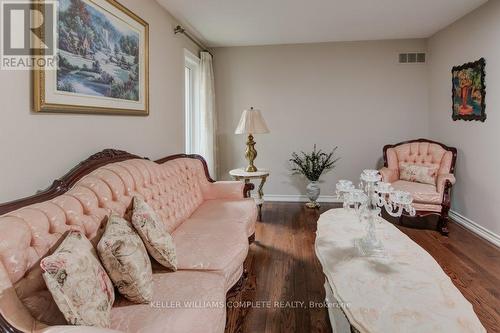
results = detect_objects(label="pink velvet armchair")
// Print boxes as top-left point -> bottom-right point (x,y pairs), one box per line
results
380,139 -> 457,235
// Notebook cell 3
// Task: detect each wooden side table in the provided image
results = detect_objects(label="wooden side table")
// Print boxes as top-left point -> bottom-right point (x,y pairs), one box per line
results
229,168 -> 269,220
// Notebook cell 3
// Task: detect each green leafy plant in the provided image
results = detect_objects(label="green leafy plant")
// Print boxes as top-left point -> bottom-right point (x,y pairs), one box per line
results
290,145 -> 340,181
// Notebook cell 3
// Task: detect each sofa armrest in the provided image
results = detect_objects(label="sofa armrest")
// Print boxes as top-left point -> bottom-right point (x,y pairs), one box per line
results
0,261 -> 39,333
201,181 -> 247,200
35,326 -> 123,333
379,167 -> 398,183
437,173 -> 456,194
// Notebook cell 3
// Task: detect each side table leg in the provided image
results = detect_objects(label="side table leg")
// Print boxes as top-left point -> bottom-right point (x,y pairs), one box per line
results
243,178 -> 251,198
257,176 -> 267,221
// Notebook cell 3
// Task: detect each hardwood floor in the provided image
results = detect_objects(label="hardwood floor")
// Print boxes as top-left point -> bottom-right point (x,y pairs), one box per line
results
225,202 -> 500,333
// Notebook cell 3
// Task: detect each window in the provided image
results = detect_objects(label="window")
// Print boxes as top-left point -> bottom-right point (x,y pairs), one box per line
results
184,50 -> 200,154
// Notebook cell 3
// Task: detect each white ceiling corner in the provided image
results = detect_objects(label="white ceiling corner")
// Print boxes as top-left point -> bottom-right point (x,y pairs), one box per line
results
157,0 -> 488,47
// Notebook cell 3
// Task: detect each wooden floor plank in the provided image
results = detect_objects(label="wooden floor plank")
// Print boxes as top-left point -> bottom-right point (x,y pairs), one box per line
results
226,202 -> 500,333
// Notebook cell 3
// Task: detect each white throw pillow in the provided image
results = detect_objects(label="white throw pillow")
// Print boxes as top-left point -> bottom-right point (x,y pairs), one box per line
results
41,230 -> 115,327
98,214 -> 153,303
130,196 -> 177,271
399,162 -> 439,185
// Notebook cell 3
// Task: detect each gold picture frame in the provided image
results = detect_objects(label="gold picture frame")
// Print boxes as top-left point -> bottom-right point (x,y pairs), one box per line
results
34,0 -> 149,115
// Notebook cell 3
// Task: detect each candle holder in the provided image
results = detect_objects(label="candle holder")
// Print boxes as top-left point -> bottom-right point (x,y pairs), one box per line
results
336,170 -> 416,257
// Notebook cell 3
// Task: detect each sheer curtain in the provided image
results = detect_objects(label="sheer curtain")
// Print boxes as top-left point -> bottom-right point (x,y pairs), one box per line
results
199,51 -> 217,178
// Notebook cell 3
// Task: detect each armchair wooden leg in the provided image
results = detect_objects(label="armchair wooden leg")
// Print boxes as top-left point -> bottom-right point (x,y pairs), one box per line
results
438,210 -> 450,236
438,179 -> 453,236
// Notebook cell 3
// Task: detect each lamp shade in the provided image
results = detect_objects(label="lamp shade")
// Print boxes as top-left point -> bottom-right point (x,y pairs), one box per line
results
235,107 -> 270,134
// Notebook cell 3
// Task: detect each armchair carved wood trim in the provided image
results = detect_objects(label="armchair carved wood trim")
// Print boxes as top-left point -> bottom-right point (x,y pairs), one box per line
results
381,138 -> 457,235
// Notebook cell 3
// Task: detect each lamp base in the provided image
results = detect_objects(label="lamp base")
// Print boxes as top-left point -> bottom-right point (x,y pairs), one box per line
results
246,165 -> 257,172
245,134 -> 258,173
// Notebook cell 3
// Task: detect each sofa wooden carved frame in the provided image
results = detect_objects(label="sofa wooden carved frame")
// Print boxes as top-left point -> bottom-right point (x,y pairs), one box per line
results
0,149 -> 255,333
383,139 -> 458,235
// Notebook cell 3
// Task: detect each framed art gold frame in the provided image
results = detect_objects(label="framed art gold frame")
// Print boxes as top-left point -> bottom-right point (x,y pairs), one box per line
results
33,0 -> 149,115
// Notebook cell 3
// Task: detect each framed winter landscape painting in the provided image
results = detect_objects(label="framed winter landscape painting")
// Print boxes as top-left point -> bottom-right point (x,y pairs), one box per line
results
34,0 -> 149,115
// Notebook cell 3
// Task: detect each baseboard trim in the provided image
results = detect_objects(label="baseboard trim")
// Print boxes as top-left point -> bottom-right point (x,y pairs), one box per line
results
449,210 -> 500,248
253,194 -> 342,203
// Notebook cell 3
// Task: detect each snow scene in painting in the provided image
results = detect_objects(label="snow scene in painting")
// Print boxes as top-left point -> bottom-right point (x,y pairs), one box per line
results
57,0 -> 140,101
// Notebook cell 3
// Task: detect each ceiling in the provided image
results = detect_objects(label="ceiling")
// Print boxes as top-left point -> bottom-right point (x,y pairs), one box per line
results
157,0 -> 487,47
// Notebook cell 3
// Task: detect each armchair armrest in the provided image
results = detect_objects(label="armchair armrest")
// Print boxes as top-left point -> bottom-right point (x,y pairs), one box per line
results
379,167 -> 398,183
201,181 -> 247,200
36,326 -> 123,333
437,173 -> 456,194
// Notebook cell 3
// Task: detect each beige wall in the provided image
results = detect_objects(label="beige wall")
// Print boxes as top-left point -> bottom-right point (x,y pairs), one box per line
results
428,1 -> 500,236
2,0 -> 495,239
214,40 -> 429,198
0,0 -> 198,202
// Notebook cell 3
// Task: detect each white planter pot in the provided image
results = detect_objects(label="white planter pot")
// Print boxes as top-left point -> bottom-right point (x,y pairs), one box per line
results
306,181 -> 321,208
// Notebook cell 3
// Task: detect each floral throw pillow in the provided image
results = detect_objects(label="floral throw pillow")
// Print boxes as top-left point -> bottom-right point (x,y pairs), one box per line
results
98,214 -> 153,304
399,162 -> 439,185
40,230 -> 115,327
131,196 -> 177,271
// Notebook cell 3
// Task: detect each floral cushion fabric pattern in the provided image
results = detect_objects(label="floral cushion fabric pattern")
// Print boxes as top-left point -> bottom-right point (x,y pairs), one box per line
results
131,196 -> 178,271
40,230 -> 115,327
399,162 -> 439,185
97,214 -> 153,304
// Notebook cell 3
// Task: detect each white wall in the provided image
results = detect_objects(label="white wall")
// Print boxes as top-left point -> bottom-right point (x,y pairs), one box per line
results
0,0 -> 198,202
214,40 -> 429,197
428,0 -> 500,236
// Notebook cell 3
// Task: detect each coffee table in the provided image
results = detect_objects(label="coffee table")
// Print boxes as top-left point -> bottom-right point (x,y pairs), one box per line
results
315,208 -> 485,333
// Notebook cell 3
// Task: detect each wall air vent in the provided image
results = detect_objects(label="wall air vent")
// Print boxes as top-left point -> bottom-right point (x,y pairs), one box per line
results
399,52 -> 426,64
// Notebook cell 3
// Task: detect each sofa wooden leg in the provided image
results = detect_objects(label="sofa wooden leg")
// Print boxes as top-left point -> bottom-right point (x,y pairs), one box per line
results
438,211 -> 450,236
248,233 -> 255,244
225,259 -> 252,333
227,273 -> 246,298
227,258 -> 251,299
225,274 -> 246,333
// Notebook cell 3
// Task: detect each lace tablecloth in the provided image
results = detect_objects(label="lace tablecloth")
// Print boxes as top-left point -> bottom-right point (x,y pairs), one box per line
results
315,208 -> 486,333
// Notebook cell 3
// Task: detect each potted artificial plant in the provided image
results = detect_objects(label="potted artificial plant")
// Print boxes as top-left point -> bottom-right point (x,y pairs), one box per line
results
290,145 -> 340,208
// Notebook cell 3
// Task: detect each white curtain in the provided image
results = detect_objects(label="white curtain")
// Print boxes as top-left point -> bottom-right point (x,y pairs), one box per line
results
199,51 -> 217,179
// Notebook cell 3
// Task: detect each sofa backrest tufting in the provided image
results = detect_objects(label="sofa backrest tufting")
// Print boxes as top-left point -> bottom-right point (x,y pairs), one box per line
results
0,157 -> 207,287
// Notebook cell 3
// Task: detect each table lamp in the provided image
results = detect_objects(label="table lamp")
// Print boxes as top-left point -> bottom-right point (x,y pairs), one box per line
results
235,107 -> 270,172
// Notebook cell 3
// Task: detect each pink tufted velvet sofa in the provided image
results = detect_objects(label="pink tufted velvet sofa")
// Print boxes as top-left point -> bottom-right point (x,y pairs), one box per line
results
0,150 -> 257,333
379,139 -> 457,235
